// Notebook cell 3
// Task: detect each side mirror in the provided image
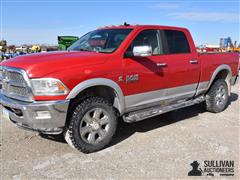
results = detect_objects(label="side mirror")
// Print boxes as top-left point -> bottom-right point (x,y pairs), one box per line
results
133,45 -> 152,57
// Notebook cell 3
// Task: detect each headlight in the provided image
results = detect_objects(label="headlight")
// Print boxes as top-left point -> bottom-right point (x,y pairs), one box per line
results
30,78 -> 69,96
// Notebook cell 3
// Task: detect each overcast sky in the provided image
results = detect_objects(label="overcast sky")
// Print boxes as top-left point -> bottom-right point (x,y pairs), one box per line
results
1,0 -> 239,46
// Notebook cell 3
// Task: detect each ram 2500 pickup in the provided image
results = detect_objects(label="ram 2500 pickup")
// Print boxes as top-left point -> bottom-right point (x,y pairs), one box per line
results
0,25 -> 239,153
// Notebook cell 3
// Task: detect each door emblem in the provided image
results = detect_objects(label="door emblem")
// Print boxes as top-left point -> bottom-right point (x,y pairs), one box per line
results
126,74 -> 139,82
118,76 -> 124,82
118,74 -> 139,83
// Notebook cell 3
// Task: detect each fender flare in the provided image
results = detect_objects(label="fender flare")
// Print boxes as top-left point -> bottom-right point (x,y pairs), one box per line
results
66,78 -> 125,114
206,64 -> 232,92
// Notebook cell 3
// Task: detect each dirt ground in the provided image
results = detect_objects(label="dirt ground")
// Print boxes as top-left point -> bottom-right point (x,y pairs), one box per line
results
0,83 -> 239,179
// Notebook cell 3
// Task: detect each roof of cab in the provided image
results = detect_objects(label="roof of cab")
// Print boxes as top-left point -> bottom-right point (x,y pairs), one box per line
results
98,24 -> 188,31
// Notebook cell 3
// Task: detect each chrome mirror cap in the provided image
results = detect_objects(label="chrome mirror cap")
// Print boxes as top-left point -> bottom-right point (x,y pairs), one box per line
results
133,45 -> 152,57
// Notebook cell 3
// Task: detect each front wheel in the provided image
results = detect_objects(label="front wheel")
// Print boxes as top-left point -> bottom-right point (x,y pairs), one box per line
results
64,97 -> 117,153
205,79 -> 229,113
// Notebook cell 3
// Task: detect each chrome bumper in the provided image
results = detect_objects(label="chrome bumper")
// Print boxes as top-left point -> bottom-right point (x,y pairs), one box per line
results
0,92 -> 69,134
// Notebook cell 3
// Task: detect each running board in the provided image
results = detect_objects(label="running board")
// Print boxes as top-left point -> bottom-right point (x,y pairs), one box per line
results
123,96 -> 205,123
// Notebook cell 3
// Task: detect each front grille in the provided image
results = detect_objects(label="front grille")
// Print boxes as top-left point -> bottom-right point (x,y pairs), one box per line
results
6,71 -> 25,83
9,86 -> 29,97
0,66 -> 33,101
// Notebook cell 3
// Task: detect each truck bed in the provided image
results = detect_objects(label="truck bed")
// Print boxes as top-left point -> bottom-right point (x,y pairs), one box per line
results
198,52 -> 239,83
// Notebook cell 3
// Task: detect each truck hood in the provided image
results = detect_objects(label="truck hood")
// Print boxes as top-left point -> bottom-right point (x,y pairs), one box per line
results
1,51 -> 109,78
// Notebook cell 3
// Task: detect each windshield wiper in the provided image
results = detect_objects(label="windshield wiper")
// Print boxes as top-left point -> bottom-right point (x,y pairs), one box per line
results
79,48 -> 93,52
96,50 -> 110,53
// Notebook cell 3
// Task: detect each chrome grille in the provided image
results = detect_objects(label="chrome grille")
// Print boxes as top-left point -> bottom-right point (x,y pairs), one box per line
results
0,66 -> 33,101
9,86 -> 29,97
7,71 -> 25,83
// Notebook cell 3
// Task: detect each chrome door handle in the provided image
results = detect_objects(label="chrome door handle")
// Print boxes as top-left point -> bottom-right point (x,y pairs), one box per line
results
190,60 -> 198,64
156,63 -> 167,67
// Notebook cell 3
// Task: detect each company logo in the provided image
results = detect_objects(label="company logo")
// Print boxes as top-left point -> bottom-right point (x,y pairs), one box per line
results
188,161 -> 202,176
188,160 -> 234,177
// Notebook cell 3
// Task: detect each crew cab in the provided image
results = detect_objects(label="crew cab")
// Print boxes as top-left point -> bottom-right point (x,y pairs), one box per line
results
0,24 -> 239,153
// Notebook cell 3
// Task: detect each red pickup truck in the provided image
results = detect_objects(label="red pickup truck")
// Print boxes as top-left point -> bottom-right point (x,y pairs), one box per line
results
0,24 -> 239,153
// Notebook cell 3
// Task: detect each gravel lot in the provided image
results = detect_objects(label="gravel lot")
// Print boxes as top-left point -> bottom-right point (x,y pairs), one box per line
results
0,83 -> 239,179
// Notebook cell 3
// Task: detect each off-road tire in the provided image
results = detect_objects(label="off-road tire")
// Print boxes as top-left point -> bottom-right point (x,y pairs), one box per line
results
205,79 -> 229,113
64,97 -> 117,153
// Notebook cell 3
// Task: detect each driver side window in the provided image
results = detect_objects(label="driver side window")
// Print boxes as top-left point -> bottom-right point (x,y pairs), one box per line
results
127,30 -> 160,55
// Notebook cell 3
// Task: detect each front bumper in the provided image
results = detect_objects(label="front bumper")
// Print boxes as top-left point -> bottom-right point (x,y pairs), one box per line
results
0,92 -> 69,134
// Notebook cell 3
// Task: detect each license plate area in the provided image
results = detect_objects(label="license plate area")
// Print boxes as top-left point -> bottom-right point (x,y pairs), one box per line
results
2,81 -> 9,92
2,107 -> 9,120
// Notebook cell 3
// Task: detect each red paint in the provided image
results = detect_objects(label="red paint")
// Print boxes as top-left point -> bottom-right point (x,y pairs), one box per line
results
1,25 -> 239,101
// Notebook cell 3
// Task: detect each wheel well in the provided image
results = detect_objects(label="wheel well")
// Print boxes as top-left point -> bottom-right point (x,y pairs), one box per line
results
214,69 -> 229,81
66,86 -> 120,126
207,69 -> 231,95
76,85 -> 117,104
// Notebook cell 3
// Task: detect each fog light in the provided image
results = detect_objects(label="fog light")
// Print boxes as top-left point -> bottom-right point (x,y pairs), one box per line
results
35,111 -> 51,119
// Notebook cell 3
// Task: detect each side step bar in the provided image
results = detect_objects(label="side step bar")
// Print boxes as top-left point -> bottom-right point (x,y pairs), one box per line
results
123,96 -> 205,123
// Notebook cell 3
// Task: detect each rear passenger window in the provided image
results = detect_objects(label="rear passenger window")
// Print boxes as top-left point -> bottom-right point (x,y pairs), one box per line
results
163,30 -> 190,54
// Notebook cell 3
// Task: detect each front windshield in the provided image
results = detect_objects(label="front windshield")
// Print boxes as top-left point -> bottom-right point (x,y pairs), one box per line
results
68,29 -> 132,53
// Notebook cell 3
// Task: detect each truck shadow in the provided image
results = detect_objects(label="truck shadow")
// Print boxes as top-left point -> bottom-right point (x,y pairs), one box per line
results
130,57 -> 165,76
111,104 -> 206,147
40,93 -> 238,148
110,92 -> 238,147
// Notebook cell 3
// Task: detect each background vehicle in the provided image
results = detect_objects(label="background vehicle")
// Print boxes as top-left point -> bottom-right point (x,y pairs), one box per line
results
0,24 -> 239,153
58,36 -> 79,50
2,52 -> 14,59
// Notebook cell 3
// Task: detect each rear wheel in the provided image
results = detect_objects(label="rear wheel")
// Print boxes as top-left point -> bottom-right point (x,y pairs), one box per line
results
64,97 -> 117,153
205,79 -> 229,113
